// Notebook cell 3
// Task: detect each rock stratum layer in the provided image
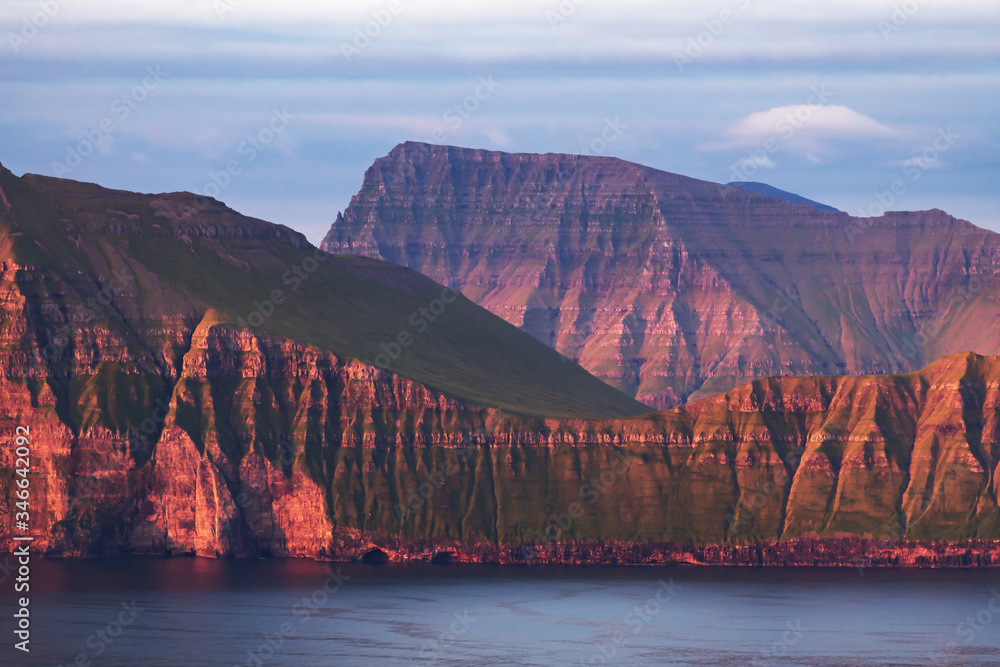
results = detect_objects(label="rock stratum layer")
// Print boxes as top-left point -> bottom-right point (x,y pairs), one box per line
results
0,163 -> 998,567
322,142 -> 1000,409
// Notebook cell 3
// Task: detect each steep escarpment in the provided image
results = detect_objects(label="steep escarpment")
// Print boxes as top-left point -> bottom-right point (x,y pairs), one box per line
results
0,163 -> 997,566
2,338 -> 998,559
0,162 -> 641,557
323,142 -> 1000,408
0,310 -> 508,556
307,352 -> 1000,553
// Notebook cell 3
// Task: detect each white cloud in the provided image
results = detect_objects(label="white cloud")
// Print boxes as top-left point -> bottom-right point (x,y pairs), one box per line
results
480,128 -> 514,148
735,104 -> 900,141
1,1 -> 997,241
703,104 -> 903,155
3,0 -> 999,67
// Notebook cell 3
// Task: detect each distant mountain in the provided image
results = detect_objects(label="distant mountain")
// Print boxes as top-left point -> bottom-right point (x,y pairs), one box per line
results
726,181 -> 840,212
1,161 -> 997,565
323,142 -> 1000,409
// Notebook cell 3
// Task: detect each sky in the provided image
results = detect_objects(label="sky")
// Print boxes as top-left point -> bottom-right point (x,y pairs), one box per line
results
1,0 -> 998,244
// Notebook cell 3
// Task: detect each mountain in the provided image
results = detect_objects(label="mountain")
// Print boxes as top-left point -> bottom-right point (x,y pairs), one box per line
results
0,163 -> 645,421
0,162 -> 642,559
0,164 -> 997,566
322,142 -> 1000,409
726,181 -> 840,212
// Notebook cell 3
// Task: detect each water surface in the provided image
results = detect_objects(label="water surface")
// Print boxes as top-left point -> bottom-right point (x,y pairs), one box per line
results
2,557 -> 999,665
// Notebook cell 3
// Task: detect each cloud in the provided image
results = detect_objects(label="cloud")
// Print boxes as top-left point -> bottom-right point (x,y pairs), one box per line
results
734,154 -> 776,170
480,128 -> 513,148
702,104 -> 903,155
734,104 -> 900,143
3,0 -> 1000,73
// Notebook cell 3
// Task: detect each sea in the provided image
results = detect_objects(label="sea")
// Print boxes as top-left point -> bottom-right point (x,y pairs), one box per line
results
2,557 -> 999,665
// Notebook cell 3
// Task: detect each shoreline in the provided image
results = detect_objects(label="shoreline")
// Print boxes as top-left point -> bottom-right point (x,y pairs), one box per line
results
13,536 -> 1000,568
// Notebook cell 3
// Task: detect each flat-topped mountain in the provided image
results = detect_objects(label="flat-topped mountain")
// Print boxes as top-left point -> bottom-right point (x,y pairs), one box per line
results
323,142 -> 1000,408
0,163 -> 997,566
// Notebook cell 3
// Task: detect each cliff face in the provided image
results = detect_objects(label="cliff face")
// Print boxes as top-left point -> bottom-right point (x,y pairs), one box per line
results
322,142 -> 1000,409
0,161 -> 638,558
1,162 -> 998,565
2,333 -> 997,558
0,308 -> 497,556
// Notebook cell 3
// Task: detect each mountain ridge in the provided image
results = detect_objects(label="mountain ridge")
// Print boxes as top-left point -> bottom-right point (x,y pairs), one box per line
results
0,163 -> 646,420
727,180 -> 840,212
323,142 -> 1000,409
0,163 -> 997,565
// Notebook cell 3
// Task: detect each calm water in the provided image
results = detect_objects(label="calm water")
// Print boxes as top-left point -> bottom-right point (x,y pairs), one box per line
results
2,557 -> 999,666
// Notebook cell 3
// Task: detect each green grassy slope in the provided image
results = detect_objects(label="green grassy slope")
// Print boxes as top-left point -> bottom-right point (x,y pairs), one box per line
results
0,165 -> 649,419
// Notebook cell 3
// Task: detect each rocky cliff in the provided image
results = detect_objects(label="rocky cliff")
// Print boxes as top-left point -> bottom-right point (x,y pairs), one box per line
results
0,161 -> 641,558
322,142 -> 1000,409
2,318 -> 998,561
1,163 -> 998,566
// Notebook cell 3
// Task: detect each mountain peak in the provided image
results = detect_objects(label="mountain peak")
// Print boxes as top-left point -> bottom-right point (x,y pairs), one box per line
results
324,144 -> 1000,409
727,181 -> 840,212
